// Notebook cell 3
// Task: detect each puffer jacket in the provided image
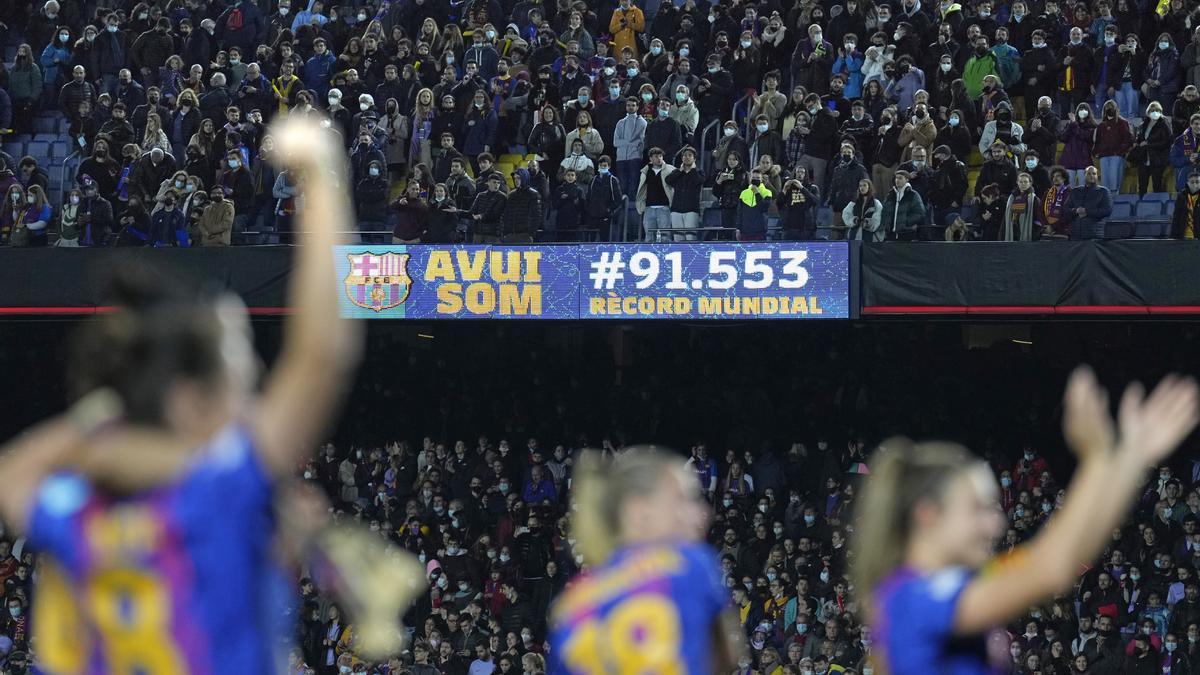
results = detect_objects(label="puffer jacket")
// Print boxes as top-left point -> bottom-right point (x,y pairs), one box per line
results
880,184 -> 926,237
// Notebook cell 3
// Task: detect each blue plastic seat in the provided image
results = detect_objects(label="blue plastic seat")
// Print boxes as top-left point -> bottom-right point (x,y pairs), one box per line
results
1113,193 -> 1138,205
1136,201 -> 1164,218
1104,221 -> 1133,239
1110,202 -> 1133,219
1165,200 -> 1176,217
1142,192 -> 1171,203
49,142 -> 68,159
32,118 -> 55,135
25,141 -> 49,158
1133,221 -> 1169,238
2,141 -> 25,158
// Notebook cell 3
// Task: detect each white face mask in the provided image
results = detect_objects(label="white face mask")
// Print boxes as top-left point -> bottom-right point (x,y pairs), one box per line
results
360,102 -> 370,111
1161,41 -> 1172,50
940,62 -> 952,72
1078,109 -> 1089,119
1026,158 -> 1038,169
724,127 -> 735,137
1150,110 -> 1163,120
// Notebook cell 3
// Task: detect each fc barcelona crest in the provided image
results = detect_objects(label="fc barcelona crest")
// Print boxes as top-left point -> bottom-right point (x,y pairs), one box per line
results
344,252 -> 412,312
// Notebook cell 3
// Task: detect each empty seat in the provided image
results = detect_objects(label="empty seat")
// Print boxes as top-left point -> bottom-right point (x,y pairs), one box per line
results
32,118 -> 56,135
49,141 -> 69,159
1104,220 -> 1133,239
1136,201 -> 1164,218
2,141 -> 25,158
32,133 -> 58,143
25,141 -> 49,158
1133,220 -> 1170,238
1110,202 -> 1133,219
498,154 -> 522,166
1112,193 -> 1138,205
1142,192 -> 1171,203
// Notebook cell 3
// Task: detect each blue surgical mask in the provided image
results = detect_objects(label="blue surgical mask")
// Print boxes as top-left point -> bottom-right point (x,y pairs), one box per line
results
949,116 -> 960,126
658,108 -> 669,118
1000,476 -> 1012,487
369,167 -> 380,177
679,46 -> 690,57
756,123 -> 769,133
798,623 -> 808,634
628,68 -> 639,77
598,167 -> 610,175
578,95 -> 589,104
804,514 -> 816,525
228,159 -> 240,169
651,46 -> 662,55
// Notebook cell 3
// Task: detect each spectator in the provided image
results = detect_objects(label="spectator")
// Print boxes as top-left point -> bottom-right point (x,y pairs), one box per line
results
354,160 -> 389,241
844,178 -> 892,241
881,170 -> 926,241
198,187 -> 234,246
217,149 -> 253,237
148,195 -> 188,247
8,45 -> 42,136
40,27 -> 72,97
1093,100 -> 1134,193
425,184 -> 461,244
1135,102 -> 1174,195
664,147 -> 704,242
59,65 -> 94,122
1144,34 -> 1182,107
609,0 -> 646,60
971,145 -> 1013,206
1003,172 -> 1041,241
735,169 -> 773,241
585,156 -> 624,241
17,158 -> 49,194
470,174 -> 507,243
635,147 -> 674,242
712,151 -> 748,235
10,185 -> 51,247
1175,173 -> 1200,239
1172,114 -> 1200,192
564,110 -> 603,162
1065,165 -> 1113,239
748,115 -> 785,171
778,168 -> 820,240
391,181 -> 428,244
552,168 -> 586,238
141,112 -> 170,154
502,169 -> 541,243
613,98 -> 646,203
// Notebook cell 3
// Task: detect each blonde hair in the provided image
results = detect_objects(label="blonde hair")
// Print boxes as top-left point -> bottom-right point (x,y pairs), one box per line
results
570,446 -> 682,566
852,439 -> 979,617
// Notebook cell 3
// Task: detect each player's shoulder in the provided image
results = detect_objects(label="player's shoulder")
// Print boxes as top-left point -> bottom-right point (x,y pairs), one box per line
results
883,566 -> 971,603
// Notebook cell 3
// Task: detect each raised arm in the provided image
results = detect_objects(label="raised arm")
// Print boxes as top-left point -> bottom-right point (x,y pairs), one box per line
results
252,117 -> 364,477
953,367 -> 1199,635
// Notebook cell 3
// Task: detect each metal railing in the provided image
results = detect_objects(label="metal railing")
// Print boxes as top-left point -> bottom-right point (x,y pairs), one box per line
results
732,94 -> 752,140
698,119 -> 720,178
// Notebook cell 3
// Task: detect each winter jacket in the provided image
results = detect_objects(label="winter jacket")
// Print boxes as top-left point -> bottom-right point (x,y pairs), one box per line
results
842,197 -> 884,241
8,63 -> 43,102
585,172 -> 623,224
635,163 -> 675,213
1064,183 -> 1112,239
198,199 -> 234,245
735,184 -> 772,236
1093,116 -> 1134,157
613,114 -> 647,162
502,183 -> 542,238
880,184 -> 926,237
1058,121 -> 1097,169
461,108 -> 498,155
664,165 -> 704,213
470,190 -> 507,235
552,181 -> 586,230
390,196 -> 429,241
828,157 -> 870,208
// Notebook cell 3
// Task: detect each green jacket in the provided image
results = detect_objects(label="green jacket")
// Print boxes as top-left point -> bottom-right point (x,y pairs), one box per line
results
8,63 -> 43,101
880,185 -> 926,237
963,53 -> 998,99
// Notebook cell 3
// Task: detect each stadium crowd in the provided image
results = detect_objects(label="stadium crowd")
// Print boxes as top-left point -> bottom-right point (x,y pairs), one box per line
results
0,323 -> 1199,674
5,0 -> 1200,243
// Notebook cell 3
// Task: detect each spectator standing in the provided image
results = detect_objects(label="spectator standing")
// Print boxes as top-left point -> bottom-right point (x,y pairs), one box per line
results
1094,100 -> 1135,193
148,196 -> 188,247
40,28 -> 72,97
354,160 -> 389,241
1134,102 -> 1173,195
502,169 -> 541,243
613,98 -> 647,203
1171,114 -> 1200,192
198,187 -> 234,246
844,178 -> 884,242
1060,104 -> 1098,186
712,151 -> 748,236
59,65 -> 95,122
779,171 -> 820,240
609,0 -> 645,60
552,168 -> 586,237
391,182 -> 428,244
829,142 -> 870,238
1040,167 -> 1073,238
664,147 -> 704,241
470,174 -> 508,243
1144,34 -> 1182,106
217,149 -> 253,239
635,148 -> 674,242
1065,165 -> 1113,239
881,170 -> 926,241
585,156 -> 624,241
1173,172 -> 1200,238
1003,172 -> 1041,241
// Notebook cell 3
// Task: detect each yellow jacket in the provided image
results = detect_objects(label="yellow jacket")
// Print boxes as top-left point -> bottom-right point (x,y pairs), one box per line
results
608,6 -> 645,58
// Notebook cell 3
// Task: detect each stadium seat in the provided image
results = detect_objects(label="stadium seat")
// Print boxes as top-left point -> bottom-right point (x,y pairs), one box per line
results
1133,220 -> 1170,238
49,142 -> 69,160
1136,201 -> 1164,218
499,154 -> 522,166
1104,220 -> 1133,239
1142,192 -> 1171,204
2,141 -> 25,158
32,118 -> 55,135
1109,202 -> 1133,219
25,141 -> 49,159
1113,193 -> 1138,205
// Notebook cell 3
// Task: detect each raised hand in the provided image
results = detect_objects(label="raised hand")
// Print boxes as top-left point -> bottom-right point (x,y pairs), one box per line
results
1116,374 -> 1200,466
1062,366 -> 1115,460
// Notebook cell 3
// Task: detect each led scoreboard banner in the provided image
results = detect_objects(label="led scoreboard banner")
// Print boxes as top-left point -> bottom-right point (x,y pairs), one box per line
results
335,243 -> 850,320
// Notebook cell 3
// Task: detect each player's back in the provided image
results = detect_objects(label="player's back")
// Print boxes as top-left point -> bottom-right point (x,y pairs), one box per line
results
28,425 -> 283,675
548,541 -> 728,675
